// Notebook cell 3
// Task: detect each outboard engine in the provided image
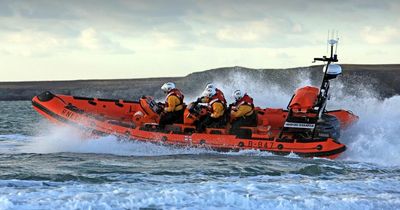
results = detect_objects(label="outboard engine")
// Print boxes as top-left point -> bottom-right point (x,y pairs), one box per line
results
288,86 -> 319,118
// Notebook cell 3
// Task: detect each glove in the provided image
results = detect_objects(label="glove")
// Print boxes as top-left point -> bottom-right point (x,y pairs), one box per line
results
155,106 -> 164,114
196,97 -> 202,103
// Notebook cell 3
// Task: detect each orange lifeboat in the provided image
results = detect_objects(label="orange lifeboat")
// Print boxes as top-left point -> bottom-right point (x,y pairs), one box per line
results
32,89 -> 357,159
31,40 -> 358,159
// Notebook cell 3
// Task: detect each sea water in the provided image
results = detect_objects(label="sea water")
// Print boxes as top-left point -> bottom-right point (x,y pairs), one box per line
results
0,76 -> 400,209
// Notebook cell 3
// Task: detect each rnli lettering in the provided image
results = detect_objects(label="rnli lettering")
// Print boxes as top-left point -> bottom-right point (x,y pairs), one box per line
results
61,109 -> 76,120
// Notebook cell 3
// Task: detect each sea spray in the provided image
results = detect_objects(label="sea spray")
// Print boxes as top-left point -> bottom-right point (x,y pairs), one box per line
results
17,124 -> 210,156
208,69 -> 400,166
338,96 -> 400,166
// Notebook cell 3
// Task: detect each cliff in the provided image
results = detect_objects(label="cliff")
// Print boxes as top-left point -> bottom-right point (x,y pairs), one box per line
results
1,64 -> 399,101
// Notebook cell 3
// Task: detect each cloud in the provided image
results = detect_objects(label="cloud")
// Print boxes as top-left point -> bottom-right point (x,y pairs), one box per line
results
1,30 -> 68,57
361,26 -> 400,44
78,27 -> 133,53
78,28 -> 99,49
0,27 -> 133,57
216,21 -> 272,42
1,0 -> 400,81
0,0 -> 79,19
1,0 -> 396,50
151,32 -> 179,49
214,17 -> 306,45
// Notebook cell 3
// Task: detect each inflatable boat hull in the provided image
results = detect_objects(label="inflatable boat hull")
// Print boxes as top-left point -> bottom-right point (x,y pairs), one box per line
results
32,92 -> 358,159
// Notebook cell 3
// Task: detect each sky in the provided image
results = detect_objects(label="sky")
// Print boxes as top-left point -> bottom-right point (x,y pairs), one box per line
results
0,0 -> 399,81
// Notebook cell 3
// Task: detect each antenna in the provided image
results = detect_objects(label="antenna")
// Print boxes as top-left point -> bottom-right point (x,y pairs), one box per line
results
335,31 -> 339,55
308,31 -> 342,138
326,30 -> 329,55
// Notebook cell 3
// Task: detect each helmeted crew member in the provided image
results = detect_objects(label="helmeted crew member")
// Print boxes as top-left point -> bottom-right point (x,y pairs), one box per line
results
158,82 -> 185,129
195,88 -> 226,132
229,89 -> 257,133
204,83 -> 227,105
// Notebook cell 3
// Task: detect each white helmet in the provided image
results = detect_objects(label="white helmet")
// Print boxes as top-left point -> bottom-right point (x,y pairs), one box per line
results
161,82 -> 175,93
205,83 -> 216,91
233,89 -> 244,101
202,87 -> 216,98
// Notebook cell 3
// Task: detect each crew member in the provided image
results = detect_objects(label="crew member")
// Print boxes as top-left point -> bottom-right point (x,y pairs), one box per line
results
229,89 -> 257,133
204,83 -> 227,105
159,82 -> 184,129
195,88 -> 226,132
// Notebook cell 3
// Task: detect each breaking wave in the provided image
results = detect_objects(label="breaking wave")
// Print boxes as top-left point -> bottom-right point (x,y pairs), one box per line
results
210,70 -> 400,166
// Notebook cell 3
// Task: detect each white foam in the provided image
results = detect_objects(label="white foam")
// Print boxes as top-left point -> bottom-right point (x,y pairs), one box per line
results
207,70 -> 400,166
0,196 -> 13,210
16,125 -> 210,156
0,174 -> 399,210
0,134 -> 31,153
0,134 -> 29,141
210,70 -> 313,107
337,96 -> 400,166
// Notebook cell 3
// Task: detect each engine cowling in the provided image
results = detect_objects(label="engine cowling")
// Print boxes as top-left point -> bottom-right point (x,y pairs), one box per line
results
288,86 -> 319,115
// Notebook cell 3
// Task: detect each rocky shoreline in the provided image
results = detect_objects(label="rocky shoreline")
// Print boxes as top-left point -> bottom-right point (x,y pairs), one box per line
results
1,64 -> 399,101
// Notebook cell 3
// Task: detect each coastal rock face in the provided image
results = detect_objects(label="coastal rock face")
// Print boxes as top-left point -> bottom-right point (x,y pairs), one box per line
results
0,64 -> 399,101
